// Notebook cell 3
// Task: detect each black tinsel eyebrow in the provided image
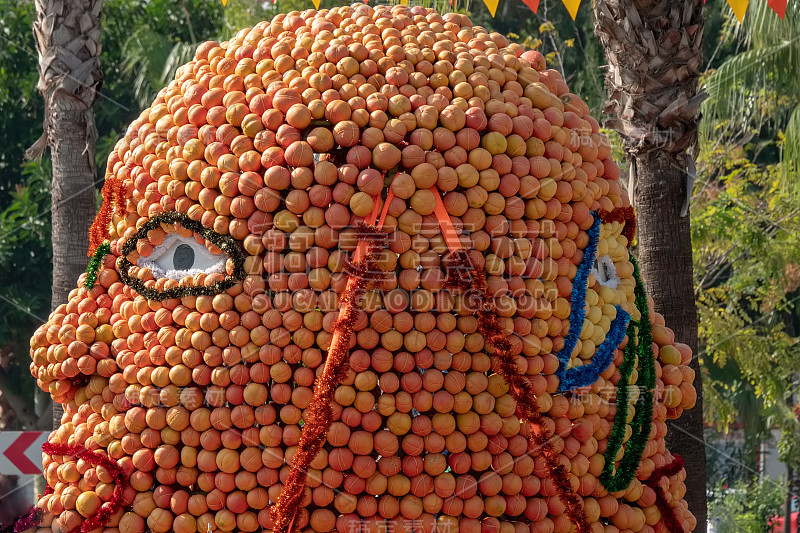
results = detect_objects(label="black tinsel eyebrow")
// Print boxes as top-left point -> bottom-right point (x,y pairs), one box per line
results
118,211 -> 246,301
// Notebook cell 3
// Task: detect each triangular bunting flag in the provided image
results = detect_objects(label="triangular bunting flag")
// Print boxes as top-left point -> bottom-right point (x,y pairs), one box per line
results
521,0 -> 541,13
221,0 -> 228,5
768,0 -> 788,18
311,0 -> 321,8
561,0 -> 581,20
727,0 -> 750,22
483,0 -> 500,17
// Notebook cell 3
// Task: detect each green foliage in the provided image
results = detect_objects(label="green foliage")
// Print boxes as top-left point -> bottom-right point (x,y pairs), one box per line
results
703,0 -> 743,71
704,427 -> 762,488
703,354 -> 772,442
222,0 -> 275,30
0,160 -> 52,333
707,480 -> 786,533
0,1 -> 42,209
702,0 -> 800,182
0,160 -> 53,411
114,0 -> 226,109
693,140 -> 800,463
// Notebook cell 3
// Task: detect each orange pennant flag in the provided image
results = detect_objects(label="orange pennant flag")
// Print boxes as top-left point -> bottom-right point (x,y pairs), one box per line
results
768,0 -> 787,18
727,0 -> 750,22
311,0 -> 321,8
521,0 -> 540,13
483,0 -> 500,17
561,0 -> 581,20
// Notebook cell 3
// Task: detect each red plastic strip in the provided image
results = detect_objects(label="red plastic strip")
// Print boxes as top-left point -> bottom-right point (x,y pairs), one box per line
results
429,185 -> 463,253
352,193 -> 382,263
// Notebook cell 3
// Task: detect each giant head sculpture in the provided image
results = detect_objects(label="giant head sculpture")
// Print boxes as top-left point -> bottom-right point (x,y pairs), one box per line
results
28,5 -> 697,533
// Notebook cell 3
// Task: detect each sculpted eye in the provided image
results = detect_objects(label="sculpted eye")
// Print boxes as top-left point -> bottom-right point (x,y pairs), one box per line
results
119,211 -> 246,300
591,254 -> 620,288
139,234 -> 229,280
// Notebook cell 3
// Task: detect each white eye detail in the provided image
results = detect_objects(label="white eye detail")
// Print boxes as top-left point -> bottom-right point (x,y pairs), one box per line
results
591,255 -> 620,288
138,234 -> 228,280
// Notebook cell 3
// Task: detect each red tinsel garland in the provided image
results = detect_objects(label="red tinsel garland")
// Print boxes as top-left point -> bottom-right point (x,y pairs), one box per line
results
271,225 -> 386,533
598,206 -> 636,245
644,454 -> 686,532
88,175 -> 127,256
0,485 -> 52,533
0,507 -> 44,533
445,250 -> 592,533
41,442 -> 128,533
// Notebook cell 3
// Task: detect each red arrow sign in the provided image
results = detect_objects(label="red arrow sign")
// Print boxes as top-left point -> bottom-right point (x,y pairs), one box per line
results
0,431 -> 48,475
4,432 -> 44,474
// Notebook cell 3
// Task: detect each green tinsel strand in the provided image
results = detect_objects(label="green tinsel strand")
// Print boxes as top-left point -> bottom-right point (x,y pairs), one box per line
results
118,211 -> 247,301
84,242 -> 111,289
599,255 -> 656,492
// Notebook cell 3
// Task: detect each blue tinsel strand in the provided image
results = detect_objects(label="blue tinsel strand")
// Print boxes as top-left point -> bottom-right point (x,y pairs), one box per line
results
558,305 -> 630,391
555,213 -> 601,389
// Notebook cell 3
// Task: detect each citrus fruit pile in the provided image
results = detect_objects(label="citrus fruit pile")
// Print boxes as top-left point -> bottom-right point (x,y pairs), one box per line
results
28,4 -> 697,533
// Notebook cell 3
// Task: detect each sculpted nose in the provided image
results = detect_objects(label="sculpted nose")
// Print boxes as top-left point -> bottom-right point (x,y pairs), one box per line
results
30,281 -> 121,402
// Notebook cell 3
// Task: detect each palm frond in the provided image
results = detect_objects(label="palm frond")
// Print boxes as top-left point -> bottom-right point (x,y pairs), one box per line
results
716,0 -> 748,49
748,0 -> 800,49
779,103 -> 800,189
702,0 -> 800,150
701,40 -> 800,143
161,41 -> 198,86
121,28 -> 178,107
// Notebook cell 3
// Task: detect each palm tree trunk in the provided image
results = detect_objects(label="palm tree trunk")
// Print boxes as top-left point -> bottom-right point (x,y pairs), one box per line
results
635,150 -> 706,529
29,0 -> 103,430
593,1 -> 707,531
